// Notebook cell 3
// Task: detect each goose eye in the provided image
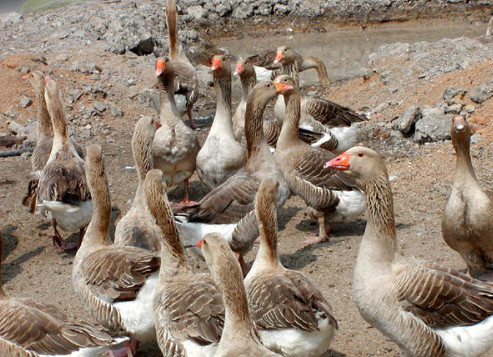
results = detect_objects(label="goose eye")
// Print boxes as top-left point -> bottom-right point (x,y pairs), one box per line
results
266,83 -> 271,87
357,153 -> 364,157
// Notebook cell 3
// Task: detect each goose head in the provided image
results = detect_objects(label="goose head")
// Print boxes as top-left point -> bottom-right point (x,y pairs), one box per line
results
211,54 -> 231,73
450,116 -> 472,150
274,46 -> 296,64
23,70 -> 45,96
234,58 -> 255,78
273,75 -> 297,96
325,146 -> 388,186
198,233 -> 240,279
155,57 -> 174,78
134,116 -> 162,141
248,80 -> 279,107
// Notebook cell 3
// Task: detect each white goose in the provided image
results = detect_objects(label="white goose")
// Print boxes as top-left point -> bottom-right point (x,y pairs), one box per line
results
327,146 -> 493,357
73,145 -> 160,356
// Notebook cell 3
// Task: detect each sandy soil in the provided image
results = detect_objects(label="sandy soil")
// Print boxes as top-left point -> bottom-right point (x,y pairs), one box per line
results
1,21 -> 493,357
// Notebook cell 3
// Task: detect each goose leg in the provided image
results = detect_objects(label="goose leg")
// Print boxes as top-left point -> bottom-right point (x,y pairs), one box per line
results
108,339 -> 138,357
175,179 -> 198,207
187,106 -> 196,130
303,215 -> 331,245
51,218 -> 64,249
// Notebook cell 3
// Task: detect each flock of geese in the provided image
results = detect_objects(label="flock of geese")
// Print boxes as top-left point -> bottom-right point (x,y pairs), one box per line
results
1,1 -> 493,356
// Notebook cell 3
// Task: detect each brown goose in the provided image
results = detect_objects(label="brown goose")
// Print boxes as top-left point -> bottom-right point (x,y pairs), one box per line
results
245,177 -> 338,356
166,0 -> 199,129
198,234 -> 282,357
36,77 -> 92,250
73,145 -> 160,356
327,146 -> 493,357
21,71 -> 83,214
144,169 -> 225,356
0,232 -> 128,357
152,57 -> 200,206
196,55 -> 246,191
174,80 -> 289,273
273,46 -> 365,152
248,48 -> 330,85
114,116 -> 162,251
442,116 -> 493,278
273,75 -> 365,245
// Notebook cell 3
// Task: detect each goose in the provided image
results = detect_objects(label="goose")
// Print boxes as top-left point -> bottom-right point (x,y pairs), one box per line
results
72,145 -> 160,356
244,177 -> 338,356
327,146 -> 493,357
273,75 -> 365,245
0,232 -> 129,357
196,55 -> 246,191
198,234 -> 282,357
247,48 -> 330,85
144,169 -> 225,356
233,59 -> 348,153
36,77 -> 92,250
114,116 -> 162,251
174,80 -> 290,274
442,116 -> 493,279
152,57 -> 200,206
486,16 -> 493,36
273,46 -> 365,153
166,0 -> 199,129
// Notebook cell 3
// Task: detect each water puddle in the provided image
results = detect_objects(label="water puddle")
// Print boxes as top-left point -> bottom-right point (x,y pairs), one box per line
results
216,21 -> 486,85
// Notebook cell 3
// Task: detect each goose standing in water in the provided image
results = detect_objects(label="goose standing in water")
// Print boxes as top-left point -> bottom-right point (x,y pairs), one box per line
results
327,146 -> 493,357
198,234 -> 282,357
73,145 -> 160,356
36,77 -> 91,250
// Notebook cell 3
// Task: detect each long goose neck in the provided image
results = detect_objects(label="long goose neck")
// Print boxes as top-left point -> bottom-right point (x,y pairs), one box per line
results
79,168 -> 111,257
132,129 -> 153,182
301,56 -> 330,85
210,71 -> 233,134
35,91 -> 53,138
277,92 -> 301,150
361,175 -> 397,263
245,97 -> 267,161
156,73 -> 180,124
240,71 -> 257,102
252,200 -> 279,270
453,137 -> 477,185
47,95 -> 69,146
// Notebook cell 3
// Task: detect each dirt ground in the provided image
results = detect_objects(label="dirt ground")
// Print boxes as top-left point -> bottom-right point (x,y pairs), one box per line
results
1,19 -> 493,357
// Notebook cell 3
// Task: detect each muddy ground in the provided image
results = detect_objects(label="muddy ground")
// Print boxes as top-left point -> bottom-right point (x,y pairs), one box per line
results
1,7 -> 493,357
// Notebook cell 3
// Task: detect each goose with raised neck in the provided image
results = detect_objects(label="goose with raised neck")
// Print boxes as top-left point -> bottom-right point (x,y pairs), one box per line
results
327,146 -> 493,357
152,57 -> 200,206
199,233 -> 282,357
273,46 -> 365,153
0,232 -> 129,357
442,116 -> 493,278
273,75 -> 365,245
244,177 -> 338,356
144,169 -> 225,356
73,144 -> 160,356
196,55 -> 245,191
174,80 -> 290,275
35,77 -> 92,251
114,116 -> 162,251
166,0 -> 199,129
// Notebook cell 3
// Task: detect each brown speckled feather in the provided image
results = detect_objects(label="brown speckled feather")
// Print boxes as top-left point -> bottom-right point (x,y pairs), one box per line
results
188,172 -> 260,224
263,120 -> 281,147
301,96 -> 365,127
247,50 -> 280,70
80,247 -> 160,303
247,270 -> 337,331
154,276 -> 224,355
0,298 -> 116,355
394,260 -> 493,329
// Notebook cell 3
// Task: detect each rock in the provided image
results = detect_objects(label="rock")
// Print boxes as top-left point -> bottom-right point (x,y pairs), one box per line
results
111,104 -> 123,117
469,80 -> 493,103
443,86 -> 466,100
93,102 -> 107,113
20,96 -> 33,108
372,102 -> 389,114
141,88 -> 160,112
413,107 -> 452,143
394,105 -> 421,135
464,104 -> 476,114
444,103 -> 462,114
187,5 -> 206,21
8,120 -> 36,141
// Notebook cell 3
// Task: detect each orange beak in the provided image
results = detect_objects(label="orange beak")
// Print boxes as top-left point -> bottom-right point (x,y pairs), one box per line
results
44,76 -> 52,82
211,57 -> 222,71
274,50 -> 283,63
325,152 -> 350,170
274,82 -> 293,94
234,63 -> 244,75
155,60 -> 165,76
153,119 -> 162,128
22,73 -> 30,80
453,116 -> 466,131
196,240 -> 203,248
